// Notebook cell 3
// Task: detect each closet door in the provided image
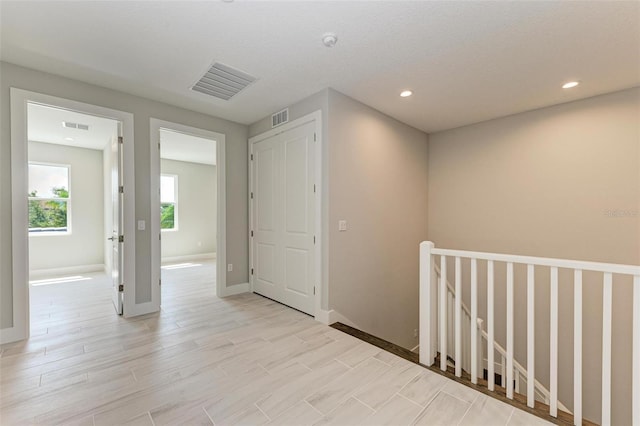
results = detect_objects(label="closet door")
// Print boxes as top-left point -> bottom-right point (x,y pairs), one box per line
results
252,121 -> 315,315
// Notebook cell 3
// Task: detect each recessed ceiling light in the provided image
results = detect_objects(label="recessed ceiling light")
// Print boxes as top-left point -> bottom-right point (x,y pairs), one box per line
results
562,81 -> 580,89
400,90 -> 413,97
64,137 -> 74,141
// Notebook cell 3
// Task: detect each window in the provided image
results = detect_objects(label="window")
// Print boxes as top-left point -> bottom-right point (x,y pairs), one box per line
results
160,174 -> 178,230
28,163 -> 71,234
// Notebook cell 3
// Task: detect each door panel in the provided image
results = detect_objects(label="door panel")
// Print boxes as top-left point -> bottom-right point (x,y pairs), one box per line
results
284,137 -> 308,234
252,121 -> 315,315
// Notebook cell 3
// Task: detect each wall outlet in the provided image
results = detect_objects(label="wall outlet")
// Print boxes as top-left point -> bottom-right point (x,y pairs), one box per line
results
338,220 -> 347,231
227,263 -> 233,272
414,329 -> 418,338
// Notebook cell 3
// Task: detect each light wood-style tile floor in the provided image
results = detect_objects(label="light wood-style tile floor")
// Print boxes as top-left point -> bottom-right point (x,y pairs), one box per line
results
1,261 -> 550,425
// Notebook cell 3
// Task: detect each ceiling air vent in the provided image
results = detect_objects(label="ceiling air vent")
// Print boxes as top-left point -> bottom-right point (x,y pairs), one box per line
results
62,121 -> 89,130
272,108 -> 289,128
191,62 -> 256,101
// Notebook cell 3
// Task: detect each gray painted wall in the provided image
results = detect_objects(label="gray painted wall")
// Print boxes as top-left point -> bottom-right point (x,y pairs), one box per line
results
160,159 -> 216,259
428,88 -> 640,425
327,90 -> 428,349
0,61 -> 249,328
28,141 -> 104,271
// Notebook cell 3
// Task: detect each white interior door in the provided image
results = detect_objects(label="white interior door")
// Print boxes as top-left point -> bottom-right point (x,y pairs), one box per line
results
110,134 -> 124,314
252,121 -> 316,315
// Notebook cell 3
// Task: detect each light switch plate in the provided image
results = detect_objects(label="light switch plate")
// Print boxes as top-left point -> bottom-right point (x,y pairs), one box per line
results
137,220 -> 146,231
338,220 -> 347,231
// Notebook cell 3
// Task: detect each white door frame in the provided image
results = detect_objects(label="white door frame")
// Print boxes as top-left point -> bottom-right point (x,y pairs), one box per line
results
248,110 -> 323,320
150,119 -> 227,301
4,88 -> 136,344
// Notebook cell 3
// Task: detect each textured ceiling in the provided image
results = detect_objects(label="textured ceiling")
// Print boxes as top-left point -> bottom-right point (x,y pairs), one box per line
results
2,1 -> 639,133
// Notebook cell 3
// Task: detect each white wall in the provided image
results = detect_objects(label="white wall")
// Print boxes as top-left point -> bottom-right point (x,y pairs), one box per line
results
28,141 -> 104,272
428,88 -> 640,425
160,159 -> 216,260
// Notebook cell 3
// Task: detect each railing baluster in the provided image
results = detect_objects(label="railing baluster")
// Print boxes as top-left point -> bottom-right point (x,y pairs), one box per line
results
471,258 -> 478,384
574,269 -> 583,425
527,264 -> 535,408
515,370 -> 520,394
488,260 -> 495,391
602,272 -> 613,426
440,255 -> 447,371
501,355 -> 506,388
633,275 -> 640,426
419,241 -> 435,366
506,262 -> 514,399
455,257 -> 462,377
550,267 -> 558,417
476,318 -> 484,383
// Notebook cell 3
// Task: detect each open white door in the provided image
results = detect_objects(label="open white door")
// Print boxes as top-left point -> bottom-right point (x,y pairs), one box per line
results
110,132 -> 124,314
251,121 -> 316,315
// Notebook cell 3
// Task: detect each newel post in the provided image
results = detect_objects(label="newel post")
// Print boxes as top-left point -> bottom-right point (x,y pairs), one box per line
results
420,241 -> 436,366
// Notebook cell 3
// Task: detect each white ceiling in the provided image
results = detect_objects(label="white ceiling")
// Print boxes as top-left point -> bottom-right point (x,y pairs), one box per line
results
160,129 -> 216,166
28,104 -> 216,166
3,1 -> 639,133
27,103 -> 118,150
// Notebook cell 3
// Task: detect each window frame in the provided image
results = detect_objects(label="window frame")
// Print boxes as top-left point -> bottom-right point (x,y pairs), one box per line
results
27,161 -> 72,236
160,173 -> 178,232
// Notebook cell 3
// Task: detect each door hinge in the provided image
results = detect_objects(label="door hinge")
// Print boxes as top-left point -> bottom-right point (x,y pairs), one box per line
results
251,268 -> 254,275
159,279 -> 161,286
313,236 -> 316,244
119,186 -> 124,194
159,233 -> 161,241
313,286 -> 316,295
250,192 -> 254,199
118,136 -> 123,144
314,133 -> 317,142
119,235 -> 124,243
313,184 -> 316,193
118,284 -> 124,292
251,230 -> 254,237
250,154 -> 253,161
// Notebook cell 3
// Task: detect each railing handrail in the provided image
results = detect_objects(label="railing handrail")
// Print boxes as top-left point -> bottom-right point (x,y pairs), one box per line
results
431,247 -> 640,276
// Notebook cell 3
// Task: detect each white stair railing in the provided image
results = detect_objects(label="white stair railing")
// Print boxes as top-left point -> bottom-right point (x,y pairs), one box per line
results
419,241 -> 640,426
435,264 -> 566,411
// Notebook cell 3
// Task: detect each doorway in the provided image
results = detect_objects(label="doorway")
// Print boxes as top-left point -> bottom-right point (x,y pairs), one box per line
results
150,119 -> 227,306
8,89 -> 135,343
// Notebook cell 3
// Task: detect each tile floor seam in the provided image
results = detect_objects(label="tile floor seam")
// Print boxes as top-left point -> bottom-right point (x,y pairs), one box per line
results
254,401 -> 272,421
146,411 -> 156,426
455,393 -> 478,426
350,395 -> 377,413
396,391 -> 426,409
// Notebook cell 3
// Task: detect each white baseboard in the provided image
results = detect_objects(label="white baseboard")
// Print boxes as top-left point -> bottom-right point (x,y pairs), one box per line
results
29,264 -> 104,279
219,282 -> 249,297
161,252 -> 216,264
319,309 -> 359,329
0,326 -> 26,345
316,309 -> 333,325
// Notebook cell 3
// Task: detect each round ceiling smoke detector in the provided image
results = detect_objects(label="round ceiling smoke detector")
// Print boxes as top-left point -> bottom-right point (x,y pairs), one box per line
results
322,33 -> 338,48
